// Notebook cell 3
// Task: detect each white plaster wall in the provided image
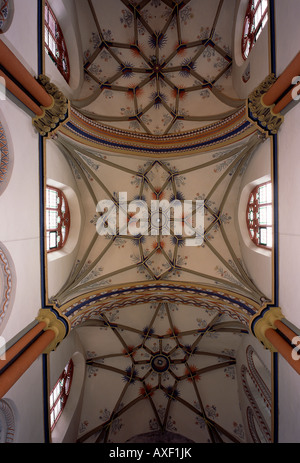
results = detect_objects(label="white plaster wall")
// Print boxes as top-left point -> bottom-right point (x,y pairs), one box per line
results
274,0 -> 300,444
0,100 -> 41,341
236,138 -> 273,300
2,357 -> 45,443
232,0 -> 273,303
0,87 -> 44,445
45,0 -> 84,99
232,0 -> 271,99
1,0 -> 38,77
46,140 -> 84,298
49,329 -> 86,443
0,1 -> 47,443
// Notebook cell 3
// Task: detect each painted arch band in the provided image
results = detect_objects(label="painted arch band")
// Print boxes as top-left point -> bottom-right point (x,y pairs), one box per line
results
95,194 -> 204,247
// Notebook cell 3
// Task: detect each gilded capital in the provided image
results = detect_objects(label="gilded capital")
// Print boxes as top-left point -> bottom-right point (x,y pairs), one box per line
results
250,306 -> 284,352
32,75 -> 69,137
36,308 -> 69,354
247,74 -> 284,136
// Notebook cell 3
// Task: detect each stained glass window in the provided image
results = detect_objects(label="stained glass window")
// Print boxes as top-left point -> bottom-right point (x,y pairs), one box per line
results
44,0 -> 70,82
50,359 -> 74,431
246,181 -> 272,248
242,0 -> 268,60
46,186 -> 70,253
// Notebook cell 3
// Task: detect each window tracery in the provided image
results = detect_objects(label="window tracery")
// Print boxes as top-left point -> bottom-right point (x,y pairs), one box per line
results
44,0 -> 70,82
242,0 -> 268,60
246,181 -> 272,249
50,359 -> 73,430
46,186 -> 70,253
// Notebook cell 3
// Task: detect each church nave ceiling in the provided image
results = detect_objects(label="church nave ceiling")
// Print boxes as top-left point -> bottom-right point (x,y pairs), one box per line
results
73,0 -> 243,136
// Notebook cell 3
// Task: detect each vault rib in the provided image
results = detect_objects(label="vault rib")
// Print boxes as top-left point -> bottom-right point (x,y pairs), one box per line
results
210,0 -> 225,39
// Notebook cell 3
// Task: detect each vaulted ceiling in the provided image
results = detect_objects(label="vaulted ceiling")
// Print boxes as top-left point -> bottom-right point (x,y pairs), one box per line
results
76,302 -> 253,444
73,0 -> 243,135
52,131 -> 264,308
46,0 -> 273,444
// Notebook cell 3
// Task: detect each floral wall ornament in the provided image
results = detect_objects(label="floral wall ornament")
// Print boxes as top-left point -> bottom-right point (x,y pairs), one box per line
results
0,399 -> 15,442
0,119 -> 13,196
0,242 -> 15,333
0,0 -> 14,34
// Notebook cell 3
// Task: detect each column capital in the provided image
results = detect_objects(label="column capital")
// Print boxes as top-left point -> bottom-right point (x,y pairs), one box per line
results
36,308 -> 69,354
250,306 -> 284,352
32,75 -> 70,138
247,73 -> 284,136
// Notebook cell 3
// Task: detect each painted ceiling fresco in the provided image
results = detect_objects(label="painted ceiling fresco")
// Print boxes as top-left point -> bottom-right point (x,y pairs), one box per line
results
45,0 -> 273,444
75,302 -> 271,443
73,0 -> 243,135
51,131 -> 265,308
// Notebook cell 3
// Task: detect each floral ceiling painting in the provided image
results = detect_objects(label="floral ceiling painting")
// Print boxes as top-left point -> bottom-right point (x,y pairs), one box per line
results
73,0 -> 243,135
51,131 -> 265,309
75,302 -> 271,443
45,0 -> 274,445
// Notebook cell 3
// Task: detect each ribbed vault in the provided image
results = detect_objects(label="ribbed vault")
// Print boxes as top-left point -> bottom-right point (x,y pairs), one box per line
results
76,302 -> 256,443
44,0 -> 273,445
73,0 -> 243,135
51,130 -> 266,312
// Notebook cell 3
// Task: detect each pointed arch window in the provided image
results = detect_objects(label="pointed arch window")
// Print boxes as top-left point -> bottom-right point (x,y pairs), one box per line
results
246,181 -> 272,249
44,0 -> 70,82
50,359 -> 74,431
46,186 -> 70,253
242,0 -> 268,60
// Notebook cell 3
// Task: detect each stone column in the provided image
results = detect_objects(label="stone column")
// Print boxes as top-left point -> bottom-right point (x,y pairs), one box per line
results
251,307 -> 300,374
0,39 -> 69,137
0,309 -> 69,398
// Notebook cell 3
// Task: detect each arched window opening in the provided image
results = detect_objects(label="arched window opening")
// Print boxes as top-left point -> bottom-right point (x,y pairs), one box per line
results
50,359 -> 74,431
44,0 -> 70,83
242,0 -> 268,60
246,181 -> 272,249
46,186 -> 70,253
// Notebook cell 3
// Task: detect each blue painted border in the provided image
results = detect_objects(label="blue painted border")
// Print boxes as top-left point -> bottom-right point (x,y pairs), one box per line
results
36,0 -> 279,444
37,0 -> 51,444
42,354 -> 50,443
269,0 -> 279,444
65,119 -> 252,155
37,0 -> 50,444
63,283 -> 257,319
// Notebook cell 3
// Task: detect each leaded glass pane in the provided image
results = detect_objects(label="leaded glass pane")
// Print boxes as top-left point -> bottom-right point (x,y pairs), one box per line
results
47,210 -> 58,229
49,34 -> 56,55
258,205 -> 272,225
45,27 -> 49,46
45,4 -> 49,22
49,231 -> 57,249
266,227 -> 272,247
48,12 -> 56,34
254,5 -> 262,28
61,198 -> 65,213
259,183 -> 272,204
262,0 -> 268,12
47,188 -> 58,209
259,227 -> 267,246
262,13 -> 268,27
54,401 -> 61,420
